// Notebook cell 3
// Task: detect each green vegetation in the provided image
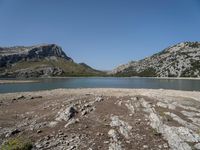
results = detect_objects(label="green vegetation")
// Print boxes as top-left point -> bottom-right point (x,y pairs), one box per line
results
2,58 -> 105,77
168,73 -> 177,77
152,49 -> 168,57
188,42 -> 199,48
0,137 -> 32,150
180,60 -> 200,77
191,61 -> 200,70
115,67 -> 157,77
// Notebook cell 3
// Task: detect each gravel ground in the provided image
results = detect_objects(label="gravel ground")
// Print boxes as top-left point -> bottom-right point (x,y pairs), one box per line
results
1,88 -> 200,150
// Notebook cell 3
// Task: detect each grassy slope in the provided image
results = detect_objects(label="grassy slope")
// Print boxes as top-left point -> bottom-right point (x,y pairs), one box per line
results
3,58 -> 105,77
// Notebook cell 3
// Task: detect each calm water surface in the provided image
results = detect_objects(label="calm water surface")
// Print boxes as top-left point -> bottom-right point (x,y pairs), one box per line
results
0,77 -> 200,93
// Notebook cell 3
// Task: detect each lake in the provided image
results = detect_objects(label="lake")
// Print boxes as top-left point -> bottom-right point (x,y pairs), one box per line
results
0,77 -> 200,93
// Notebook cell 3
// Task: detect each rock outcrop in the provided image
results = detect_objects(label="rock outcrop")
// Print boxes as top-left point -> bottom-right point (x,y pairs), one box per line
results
0,44 -> 102,77
2,88 -> 200,149
112,42 -> 200,77
0,44 -> 72,67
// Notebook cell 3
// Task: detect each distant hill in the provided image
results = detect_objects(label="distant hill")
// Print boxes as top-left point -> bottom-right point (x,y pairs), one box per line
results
112,42 -> 200,77
0,44 -> 103,78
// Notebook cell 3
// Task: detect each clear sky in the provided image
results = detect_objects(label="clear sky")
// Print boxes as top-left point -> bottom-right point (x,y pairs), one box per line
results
0,0 -> 200,70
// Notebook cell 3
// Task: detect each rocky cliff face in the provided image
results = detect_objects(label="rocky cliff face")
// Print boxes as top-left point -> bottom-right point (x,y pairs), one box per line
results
0,44 -> 72,67
112,42 -> 200,77
0,44 -> 102,78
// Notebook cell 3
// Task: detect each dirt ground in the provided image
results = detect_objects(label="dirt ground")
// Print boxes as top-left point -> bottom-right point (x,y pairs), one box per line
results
1,88 -> 200,150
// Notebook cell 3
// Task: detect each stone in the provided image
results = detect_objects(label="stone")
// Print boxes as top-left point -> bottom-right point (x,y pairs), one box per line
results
70,145 -> 76,150
108,129 -> 118,141
17,95 -> 25,100
65,118 -> 79,128
37,130 -> 42,134
143,145 -> 148,148
110,115 -> 132,139
81,110 -> 87,116
31,96 -> 43,99
95,97 -> 103,102
5,128 -> 20,137
141,99 -> 200,150
194,143 -> 200,149
56,106 -> 78,122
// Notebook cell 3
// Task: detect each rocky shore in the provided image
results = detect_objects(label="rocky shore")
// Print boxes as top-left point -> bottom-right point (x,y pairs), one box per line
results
1,88 -> 200,150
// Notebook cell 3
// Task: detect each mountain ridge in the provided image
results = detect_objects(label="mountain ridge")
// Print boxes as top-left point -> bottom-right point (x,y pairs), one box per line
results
0,44 -> 103,78
112,41 -> 200,77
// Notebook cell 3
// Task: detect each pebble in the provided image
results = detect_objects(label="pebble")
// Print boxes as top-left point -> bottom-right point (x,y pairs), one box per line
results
104,141 -> 109,144
70,145 -> 76,150
143,145 -> 148,149
37,130 -> 42,134
194,143 -> 200,149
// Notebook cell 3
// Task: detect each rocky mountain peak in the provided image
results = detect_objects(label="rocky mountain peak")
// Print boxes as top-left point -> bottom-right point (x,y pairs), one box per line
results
0,44 -> 103,78
162,42 -> 200,54
0,44 -> 73,67
112,41 -> 200,77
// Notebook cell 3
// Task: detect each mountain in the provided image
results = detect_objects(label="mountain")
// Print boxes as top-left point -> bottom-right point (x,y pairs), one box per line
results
112,42 -> 200,77
0,44 -> 103,78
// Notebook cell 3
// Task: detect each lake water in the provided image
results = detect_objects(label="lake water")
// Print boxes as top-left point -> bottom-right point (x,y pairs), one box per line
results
0,77 -> 200,93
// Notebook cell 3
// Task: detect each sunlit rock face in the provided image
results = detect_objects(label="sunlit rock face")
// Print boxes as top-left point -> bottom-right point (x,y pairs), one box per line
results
0,44 -> 73,67
0,44 -> 102,78
112,42 -> 200,77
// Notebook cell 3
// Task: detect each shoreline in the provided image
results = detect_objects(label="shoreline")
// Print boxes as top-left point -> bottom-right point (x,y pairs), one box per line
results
1,88 -> 200,100
1,76 -> 200,81
143,76 -> 200,80
0,79 -> 39,84
46,76 -> 200,80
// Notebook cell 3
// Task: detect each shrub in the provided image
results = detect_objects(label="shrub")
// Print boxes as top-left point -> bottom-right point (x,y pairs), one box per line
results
1,137 -> 32,150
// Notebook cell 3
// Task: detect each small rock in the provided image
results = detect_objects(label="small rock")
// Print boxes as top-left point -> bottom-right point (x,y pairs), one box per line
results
84,104 -> 91,108
70,145 -> 76,150
37,130 -> 42,134
81,110 -> 87,116
72,135 -> 76,139
163,143 -> 168,148
95,97 -> 103,102
194,143 -> 200,149
56,106 -> 78,122
11,99 -> 17,102
17,95 -> 25,100
6,128 -> 20,137
45,135 -> 50,140
66,142 -> 70,146
96,132 -> 101,136
143,145 -> 148,149
31,96 -> 42,99
104,141 -> 109,144
65,118 -> 79,128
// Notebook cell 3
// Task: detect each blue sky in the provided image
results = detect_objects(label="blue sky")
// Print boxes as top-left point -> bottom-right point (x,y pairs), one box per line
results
0,0 -> 200,70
